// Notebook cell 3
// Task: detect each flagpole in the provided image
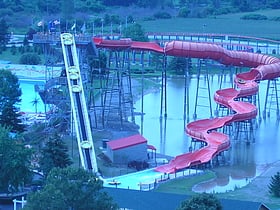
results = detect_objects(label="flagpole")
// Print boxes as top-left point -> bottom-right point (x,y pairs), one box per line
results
59,18 -> 61,33
74,20 -> 76,35
101,19 -> 104,37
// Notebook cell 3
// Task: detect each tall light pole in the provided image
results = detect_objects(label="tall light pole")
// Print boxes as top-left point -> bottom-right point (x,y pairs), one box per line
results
101,19 -> 104,36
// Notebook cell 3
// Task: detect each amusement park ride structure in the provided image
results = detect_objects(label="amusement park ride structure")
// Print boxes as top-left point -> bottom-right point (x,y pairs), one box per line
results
33,33 -> 280,174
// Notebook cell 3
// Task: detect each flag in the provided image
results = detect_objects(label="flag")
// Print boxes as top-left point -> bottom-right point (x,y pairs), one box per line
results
71,23 -> 76,30
81,22 -> 86,33
37,20 -> 43,27
53,19 -> 60,25
48,21 -> 55,32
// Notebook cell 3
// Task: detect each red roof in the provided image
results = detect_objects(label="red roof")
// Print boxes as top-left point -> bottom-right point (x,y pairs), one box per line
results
107,134 -> 147,151
147,144 -> 156,150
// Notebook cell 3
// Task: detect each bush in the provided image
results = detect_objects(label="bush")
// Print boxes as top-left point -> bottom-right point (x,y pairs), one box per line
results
0,8 -> 13,16
20,53 -> 41,65
178,7 -> 190,18
154,11 -> 172,19
270,16 -> 280,21
143,16 -> 156,21
241,14 -> 268,20
214,7 -> 232,15
177,193 -> 222,210
128,160 -> 149,171
10,45 -> 17,55
268,172 -> 280,197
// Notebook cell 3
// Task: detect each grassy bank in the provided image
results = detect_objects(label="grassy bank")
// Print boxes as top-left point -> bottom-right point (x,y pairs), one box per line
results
138,9 -> 280,40
154,170 -> 216,195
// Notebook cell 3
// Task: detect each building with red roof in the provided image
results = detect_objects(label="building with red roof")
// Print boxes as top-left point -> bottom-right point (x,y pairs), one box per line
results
106,134 -> 148,164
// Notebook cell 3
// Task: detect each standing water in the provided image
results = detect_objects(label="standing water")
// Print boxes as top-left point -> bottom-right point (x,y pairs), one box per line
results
132,75 -> 280,193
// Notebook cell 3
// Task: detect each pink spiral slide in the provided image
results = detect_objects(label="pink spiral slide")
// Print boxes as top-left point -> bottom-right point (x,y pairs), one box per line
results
93,37 -> 280,173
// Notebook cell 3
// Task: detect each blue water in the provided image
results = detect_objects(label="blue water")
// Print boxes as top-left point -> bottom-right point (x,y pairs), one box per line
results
18,79 -> 46,113
18,76 -> 280,193
131,75 -> 280,193
103,169 -> 164,190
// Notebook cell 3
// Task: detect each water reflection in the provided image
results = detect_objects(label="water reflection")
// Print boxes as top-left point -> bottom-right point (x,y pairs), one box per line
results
133,75 -> 280,192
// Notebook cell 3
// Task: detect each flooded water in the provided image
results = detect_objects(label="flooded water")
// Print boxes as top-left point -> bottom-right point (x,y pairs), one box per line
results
132,74 -> 280,193
18,75 -> 280,193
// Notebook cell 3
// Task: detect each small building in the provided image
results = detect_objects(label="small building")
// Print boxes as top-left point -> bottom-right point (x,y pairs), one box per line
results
106,134 -> 148,164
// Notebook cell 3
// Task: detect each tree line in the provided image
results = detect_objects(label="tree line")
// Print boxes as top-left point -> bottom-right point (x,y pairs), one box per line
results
0,0 -> 280,18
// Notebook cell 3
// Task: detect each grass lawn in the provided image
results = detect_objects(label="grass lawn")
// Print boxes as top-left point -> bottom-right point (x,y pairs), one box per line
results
154,170 -> 216,195
0,49 -> 21,64
138,9 -> 280,40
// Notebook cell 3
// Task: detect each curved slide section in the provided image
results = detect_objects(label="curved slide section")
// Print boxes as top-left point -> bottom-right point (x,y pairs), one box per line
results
93,38 -> 280,174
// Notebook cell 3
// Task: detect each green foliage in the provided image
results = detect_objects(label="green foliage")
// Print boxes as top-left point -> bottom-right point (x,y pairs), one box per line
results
104,14 -> 121,25
22,123 -> 46,149
268,171 -> 280,197
0,69 -> 24,132
0,125 -> 33,193
88,51 -> 107,76
19,53 -> 41,65
0,103 -> 25,132
177,193 -> 222,210
30,97 -> 40,114
136,0 -> 161,8
178,7 -> 190,18
241,14 -> 268,20
270,16 -> 280,21
154,11 -> 172,19
23,37 -> 29,47
24,167 -> 118,210
0,18 -> 9,47
39,133 -> 73,176
267,0 -> 280,9
10,44 -> 17,55
62,0 -> 74,20
150,52 -> 165,71
237,0 -> 253,12
168,57 -> 192,75
0,8 -> 13,16
122,23 -> 149,42
37,0 -> 61,14
103,0 -> 134,6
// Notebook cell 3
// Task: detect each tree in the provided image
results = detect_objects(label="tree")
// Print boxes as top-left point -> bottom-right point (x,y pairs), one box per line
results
268,171 -> 280,197
0,69 -> 25,132
88,50 -> 107,75
177,193 -> 222,210
168,57 -> 192,75
31,97 -> 40,114
122,23 -> 149,42
39,133 -> 73,176
19,53 -> 41,65
267,0 -> 280,8
151,52 -> 164,71
37,0 -> 61,14
0,125 -> 33,193
0,18 -> 9,49
24,167 -> 118,210
178,7 -> 190,18
62,0 -> 74,20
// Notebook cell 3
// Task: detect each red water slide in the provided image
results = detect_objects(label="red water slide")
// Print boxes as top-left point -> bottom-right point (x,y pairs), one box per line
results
93,37 -> 280,174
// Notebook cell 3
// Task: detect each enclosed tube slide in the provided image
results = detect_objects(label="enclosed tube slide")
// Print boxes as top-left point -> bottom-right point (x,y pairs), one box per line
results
93,37 -> 280,173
